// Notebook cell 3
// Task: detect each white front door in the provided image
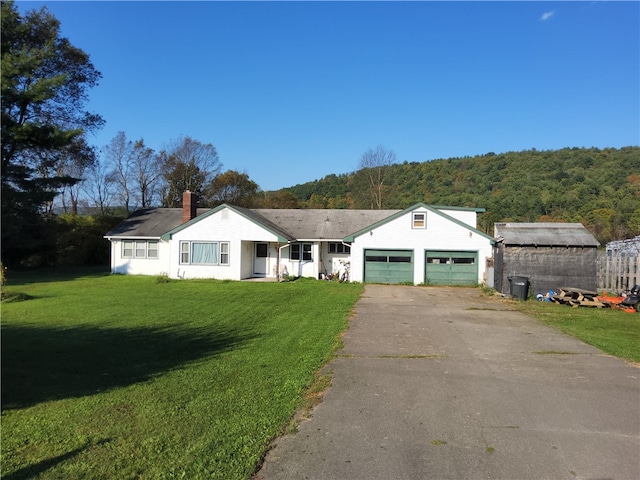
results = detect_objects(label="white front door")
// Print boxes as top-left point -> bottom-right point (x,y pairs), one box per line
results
254,243 -> 268,276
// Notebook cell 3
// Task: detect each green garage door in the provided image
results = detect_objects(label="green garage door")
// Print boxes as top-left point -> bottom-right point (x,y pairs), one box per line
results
425,251 -> 478,286
364,249 -> 414,284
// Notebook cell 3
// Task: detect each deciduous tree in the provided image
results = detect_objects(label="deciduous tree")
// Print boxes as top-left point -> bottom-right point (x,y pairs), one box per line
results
103,132 -> 158,213
356,145 -> 396,209
258,189 -> 301,209
103,132 -> 134,213
203,170 -> 259,207
83,159 -> 115,215
159,136 -> 221,207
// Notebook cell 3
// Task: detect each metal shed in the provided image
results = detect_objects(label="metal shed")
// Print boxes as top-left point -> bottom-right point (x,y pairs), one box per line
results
494,223 -> 600,296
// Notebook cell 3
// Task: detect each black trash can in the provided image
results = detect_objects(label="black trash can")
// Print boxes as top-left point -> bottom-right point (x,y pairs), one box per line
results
508,276 -> 530,300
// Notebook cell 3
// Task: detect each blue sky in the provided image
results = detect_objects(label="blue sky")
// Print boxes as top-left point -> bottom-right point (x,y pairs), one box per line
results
18,1 -> 640,191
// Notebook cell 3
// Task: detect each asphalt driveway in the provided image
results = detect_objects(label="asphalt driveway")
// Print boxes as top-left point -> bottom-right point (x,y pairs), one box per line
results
256,285 -> 640,480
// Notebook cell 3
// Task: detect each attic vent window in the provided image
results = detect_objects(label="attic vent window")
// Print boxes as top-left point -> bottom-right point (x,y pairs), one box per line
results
412,212 -> 426,229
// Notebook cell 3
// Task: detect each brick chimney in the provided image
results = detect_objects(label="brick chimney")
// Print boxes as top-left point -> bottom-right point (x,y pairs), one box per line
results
182,191 -> 198,223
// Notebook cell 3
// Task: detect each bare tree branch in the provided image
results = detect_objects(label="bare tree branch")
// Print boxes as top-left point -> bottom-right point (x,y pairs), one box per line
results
358,145 -> 397,209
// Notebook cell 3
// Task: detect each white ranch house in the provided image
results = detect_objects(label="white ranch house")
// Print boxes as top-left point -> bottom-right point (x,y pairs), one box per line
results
105,192 -> 494,285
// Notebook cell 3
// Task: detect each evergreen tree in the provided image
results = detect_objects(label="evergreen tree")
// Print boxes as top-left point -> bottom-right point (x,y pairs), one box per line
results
1,1 -> 103,265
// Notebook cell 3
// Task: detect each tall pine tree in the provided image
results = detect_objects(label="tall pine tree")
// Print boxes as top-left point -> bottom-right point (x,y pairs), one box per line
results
1,1 -> 103,265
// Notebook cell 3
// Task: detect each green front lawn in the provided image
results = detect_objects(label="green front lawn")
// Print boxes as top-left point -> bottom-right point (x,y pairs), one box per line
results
1,270 -> 363,479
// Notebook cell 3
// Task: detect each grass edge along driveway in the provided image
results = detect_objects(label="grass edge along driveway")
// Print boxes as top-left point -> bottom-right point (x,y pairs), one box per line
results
1,270 -> 363,480
512,297 -> 640,364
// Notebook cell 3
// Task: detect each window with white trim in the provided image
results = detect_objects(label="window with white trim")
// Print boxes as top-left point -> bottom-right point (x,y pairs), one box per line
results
180,241 -> 190,264
122,240 -> 159,259
122,240 -> 133,258
220,242 -> 229,264
290,243 -> 312,261
328,242 -> 351,254
179,241 -> 230,265
147,242 -> 158,259
135,241 -> 146,258
412,212 -> 426,229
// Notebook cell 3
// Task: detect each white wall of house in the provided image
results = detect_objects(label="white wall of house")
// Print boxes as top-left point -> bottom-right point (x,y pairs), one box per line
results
109,238 -> 170,276
438,208 -> 478,228
349,207 -> 493,284
319,242 -> 351,279
168,208 -> 280,280
240,241 -> 254,279
279,242 -> 320,278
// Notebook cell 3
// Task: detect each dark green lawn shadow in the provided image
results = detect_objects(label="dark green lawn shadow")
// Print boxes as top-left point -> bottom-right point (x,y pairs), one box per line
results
1,323 -> 256,410
2,266 -> 110,287
2,439 -> 111,480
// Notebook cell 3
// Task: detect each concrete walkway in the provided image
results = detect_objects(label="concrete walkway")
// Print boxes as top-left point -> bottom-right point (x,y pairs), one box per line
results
256,285 -> 640,480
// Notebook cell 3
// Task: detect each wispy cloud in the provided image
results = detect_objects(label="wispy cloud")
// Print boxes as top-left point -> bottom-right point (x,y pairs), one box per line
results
540,11 -> 555,21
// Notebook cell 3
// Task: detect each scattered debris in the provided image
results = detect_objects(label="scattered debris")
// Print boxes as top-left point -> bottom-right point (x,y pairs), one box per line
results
549,286 -> 639,313
550,287 -> 608,308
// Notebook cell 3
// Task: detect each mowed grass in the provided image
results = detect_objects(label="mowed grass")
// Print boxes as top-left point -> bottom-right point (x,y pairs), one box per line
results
1,269 -> 363,480
513,300 -> 640,363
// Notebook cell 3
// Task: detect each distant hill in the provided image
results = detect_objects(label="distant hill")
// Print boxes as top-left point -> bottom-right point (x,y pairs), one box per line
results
283,147 -> 640,244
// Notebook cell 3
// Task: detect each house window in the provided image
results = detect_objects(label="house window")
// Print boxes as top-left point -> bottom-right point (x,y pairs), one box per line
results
291,243 -> 312,261
329,242 -> 351,254
192,242 -> 218,264
220,242 -> 229,265
122,240 -> 133,258
180,242 -> 190,264
413,212 -> 426,229
135,241 -> 146,258
180,241 -> 229,265
147,241 -> 158,259
122,240 -> 158,259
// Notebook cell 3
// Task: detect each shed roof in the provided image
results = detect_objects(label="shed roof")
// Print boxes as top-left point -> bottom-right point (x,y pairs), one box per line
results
494,223 -> 599,247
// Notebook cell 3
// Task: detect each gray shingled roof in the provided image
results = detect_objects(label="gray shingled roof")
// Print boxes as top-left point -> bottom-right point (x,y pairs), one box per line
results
495,223 -> 599,247
104,208 -> 209,238
253,208 -> 399,239
105,206 -> 402,239
106,204 -> 483,241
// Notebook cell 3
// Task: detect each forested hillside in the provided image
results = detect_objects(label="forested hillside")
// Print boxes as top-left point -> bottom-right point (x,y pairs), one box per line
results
284,147 -> 640,244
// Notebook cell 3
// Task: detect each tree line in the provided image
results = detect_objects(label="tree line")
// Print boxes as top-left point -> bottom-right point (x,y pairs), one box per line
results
285,146 -> 640,245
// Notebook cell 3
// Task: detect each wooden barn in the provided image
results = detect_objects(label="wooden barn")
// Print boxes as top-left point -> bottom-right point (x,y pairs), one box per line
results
493,223 -> 600,296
